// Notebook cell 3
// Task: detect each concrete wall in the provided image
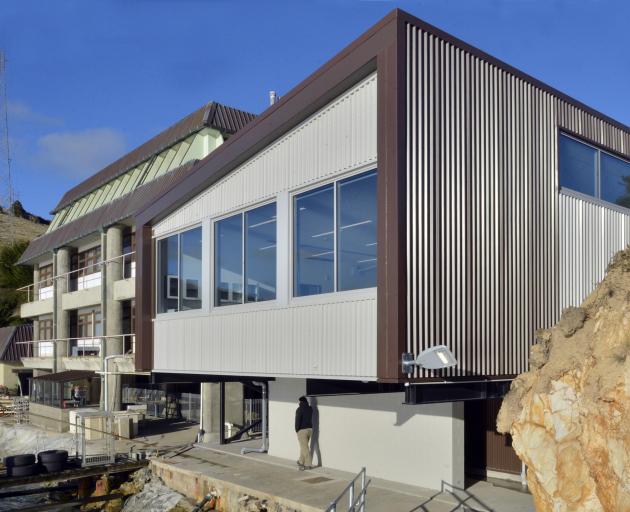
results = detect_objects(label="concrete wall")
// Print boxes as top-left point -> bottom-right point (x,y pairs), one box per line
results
30,402 -> 70,433
0,362 -> 20,389
268,379 -> 465,490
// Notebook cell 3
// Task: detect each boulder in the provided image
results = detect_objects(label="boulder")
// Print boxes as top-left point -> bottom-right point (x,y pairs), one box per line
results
498,247 -> 630,511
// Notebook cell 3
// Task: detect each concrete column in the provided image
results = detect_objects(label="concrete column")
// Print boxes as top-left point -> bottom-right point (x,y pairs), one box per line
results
32,318 -> 39,357
200,382 -> 244,441
54,247 -> 71,373
105,225 -> 123,411
33,267 -> 40,301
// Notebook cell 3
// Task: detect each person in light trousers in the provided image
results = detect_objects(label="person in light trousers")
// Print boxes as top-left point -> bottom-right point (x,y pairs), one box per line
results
295,395 -> 313,470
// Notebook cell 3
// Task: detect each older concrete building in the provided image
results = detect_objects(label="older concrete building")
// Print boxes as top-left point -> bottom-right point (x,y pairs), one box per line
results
128,9 -> 630,490
18,102 -> 255,421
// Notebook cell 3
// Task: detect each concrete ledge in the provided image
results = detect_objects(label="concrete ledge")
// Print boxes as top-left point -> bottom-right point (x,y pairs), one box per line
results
21,357 -> 54,370
62,286 -> 101,310
62,356 -> 102,371
113,277 -> 135,301
151,458 -> 323,512
30,402 -> 70,433
21,298 -> 53,318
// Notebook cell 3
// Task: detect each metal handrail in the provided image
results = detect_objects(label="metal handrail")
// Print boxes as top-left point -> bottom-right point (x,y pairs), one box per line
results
326,467 -> 370,512
17,251 -> 136,301
17,334 -> 136,357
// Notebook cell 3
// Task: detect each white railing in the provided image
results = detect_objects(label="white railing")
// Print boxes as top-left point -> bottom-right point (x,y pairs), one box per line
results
17,334 -> 136,358
17,251 -> 135,302
326,467 -> 370,512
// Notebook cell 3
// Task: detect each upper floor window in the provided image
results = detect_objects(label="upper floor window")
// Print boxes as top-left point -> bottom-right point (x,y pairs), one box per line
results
294,169 -> 377,297
214,202 -> 277,307
157,226 -> 202,313
559,133 -> 630,208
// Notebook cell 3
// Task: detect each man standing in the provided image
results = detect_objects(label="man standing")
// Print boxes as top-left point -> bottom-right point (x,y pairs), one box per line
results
295,396 -> 313,470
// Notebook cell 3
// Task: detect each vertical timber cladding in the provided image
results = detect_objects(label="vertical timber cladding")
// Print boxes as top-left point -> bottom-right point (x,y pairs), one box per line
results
404,20 -> 630,379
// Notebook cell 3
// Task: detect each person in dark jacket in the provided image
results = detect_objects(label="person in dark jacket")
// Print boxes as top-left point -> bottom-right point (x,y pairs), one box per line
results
295,396 -> 313,469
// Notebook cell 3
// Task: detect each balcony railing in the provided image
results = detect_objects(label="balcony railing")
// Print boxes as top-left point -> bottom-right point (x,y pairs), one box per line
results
17,251 -> 135,302
17,334 -> 136,358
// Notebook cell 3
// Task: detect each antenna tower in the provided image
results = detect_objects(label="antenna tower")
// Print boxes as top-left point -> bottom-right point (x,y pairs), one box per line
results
0,50 -> 15,213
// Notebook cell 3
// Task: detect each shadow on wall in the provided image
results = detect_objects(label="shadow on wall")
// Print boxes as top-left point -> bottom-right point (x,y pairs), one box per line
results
310,396 -> 322,467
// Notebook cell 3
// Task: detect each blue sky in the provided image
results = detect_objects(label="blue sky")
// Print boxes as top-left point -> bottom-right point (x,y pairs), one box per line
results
1,0 -> 629,219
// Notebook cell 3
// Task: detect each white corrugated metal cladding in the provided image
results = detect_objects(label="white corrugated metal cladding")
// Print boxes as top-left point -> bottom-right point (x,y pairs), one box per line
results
153,73 -> 378,380
405,22 -> 630,378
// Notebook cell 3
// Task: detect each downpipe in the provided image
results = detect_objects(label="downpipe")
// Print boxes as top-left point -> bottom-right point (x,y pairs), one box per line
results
241,381 -> 268,454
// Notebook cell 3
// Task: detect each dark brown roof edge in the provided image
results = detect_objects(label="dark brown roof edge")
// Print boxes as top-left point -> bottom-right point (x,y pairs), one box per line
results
52,102 -> 256,214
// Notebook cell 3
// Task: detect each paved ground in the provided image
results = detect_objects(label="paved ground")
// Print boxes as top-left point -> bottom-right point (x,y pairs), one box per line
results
156,437 -> 534,512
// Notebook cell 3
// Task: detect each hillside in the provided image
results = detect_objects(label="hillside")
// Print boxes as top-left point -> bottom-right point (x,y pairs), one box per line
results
0,201 -> 49,246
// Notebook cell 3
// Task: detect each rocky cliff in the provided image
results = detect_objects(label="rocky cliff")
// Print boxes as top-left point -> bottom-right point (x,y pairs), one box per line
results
498,248 -> 630,511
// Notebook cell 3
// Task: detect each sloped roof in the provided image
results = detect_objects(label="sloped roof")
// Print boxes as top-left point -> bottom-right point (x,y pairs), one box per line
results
19,160 -> 200,264
52,102 -> 256,214
0,324 -> 33,362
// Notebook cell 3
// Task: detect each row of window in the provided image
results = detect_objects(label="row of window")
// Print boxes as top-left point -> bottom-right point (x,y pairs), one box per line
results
559,133 -> 630,209
156,169 -> 378,314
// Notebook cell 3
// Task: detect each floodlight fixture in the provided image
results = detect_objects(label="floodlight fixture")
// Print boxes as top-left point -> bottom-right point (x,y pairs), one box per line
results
401,345 -> 458,374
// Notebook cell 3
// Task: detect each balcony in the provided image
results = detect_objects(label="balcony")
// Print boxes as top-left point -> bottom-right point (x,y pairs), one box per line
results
19,251 -> 136,318
19,334 -> 136,372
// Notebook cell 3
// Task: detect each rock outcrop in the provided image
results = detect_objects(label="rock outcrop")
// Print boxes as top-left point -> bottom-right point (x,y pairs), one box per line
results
498,247 -> 630,511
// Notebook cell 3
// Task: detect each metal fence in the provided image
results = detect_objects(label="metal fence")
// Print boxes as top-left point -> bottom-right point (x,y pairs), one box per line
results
122,386 -> 200,421
326,467 -> 370,512
72,413 -> 116,467
244,398 -> 263,434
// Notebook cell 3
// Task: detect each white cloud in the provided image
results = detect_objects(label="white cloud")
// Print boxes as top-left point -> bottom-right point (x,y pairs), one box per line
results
34,128 -> 127,178
7,100 -> 63,126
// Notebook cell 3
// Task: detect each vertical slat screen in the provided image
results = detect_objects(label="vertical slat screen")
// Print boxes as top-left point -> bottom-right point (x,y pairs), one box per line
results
406,22 -> 630,378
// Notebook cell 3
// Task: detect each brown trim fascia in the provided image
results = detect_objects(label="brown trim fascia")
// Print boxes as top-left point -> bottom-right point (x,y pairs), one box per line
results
134,224 -> 153,371
397,10 -> 630,135
376,15 -> 407,382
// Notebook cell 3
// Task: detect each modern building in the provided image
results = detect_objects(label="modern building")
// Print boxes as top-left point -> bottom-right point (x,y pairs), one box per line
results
17,102 -> 256,425
20,8 -> 630,490
127,9 -> 630,490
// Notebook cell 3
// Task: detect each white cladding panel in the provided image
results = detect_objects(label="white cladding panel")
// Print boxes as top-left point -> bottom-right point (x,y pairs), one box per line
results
153,74 -> 378,379
153,294 -> 377,379
559,191 -> 630,310
154,73 -> 377,237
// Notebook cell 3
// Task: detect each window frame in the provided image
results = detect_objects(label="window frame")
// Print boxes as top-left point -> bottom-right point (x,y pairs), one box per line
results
559,132 -> 630,211
155,223 -> 203,316
211,199 -> 278,310
289,166 -> 378,302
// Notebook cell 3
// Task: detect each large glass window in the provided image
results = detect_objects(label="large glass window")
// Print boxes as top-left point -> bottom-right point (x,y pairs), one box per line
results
337,171 -> 378,291
559,133 -> 630,209
245,203 -> 277,302
215,214 -> 243,306
215,203 -> 277,306
294,169 -> 377,297
601,153 -> 630,208
559,135 -> 597,196
180,228 -> 203,310
157,226 -> 202,313
294,184 -> 335,296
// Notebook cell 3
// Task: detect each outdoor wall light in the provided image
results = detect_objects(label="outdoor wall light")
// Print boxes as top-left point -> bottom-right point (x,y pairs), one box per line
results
401,345 -> 458,374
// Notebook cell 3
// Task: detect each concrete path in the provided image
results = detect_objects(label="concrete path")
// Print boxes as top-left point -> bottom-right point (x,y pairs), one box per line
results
153,439 -> 534,512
